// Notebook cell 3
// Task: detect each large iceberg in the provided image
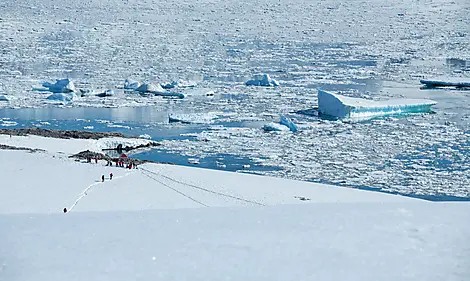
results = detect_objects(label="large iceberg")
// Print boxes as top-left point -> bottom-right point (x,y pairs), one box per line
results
420,78 -> 470,88
318,89 -> 437,120
41,79 -> 76,93
245,74 -> 279,87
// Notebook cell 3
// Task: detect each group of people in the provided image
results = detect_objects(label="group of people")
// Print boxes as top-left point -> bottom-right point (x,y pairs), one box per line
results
105,160 -> 136,169
101,173 -> 113,182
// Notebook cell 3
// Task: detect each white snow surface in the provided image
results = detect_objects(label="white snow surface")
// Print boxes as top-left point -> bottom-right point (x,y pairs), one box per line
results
318,89 -> 437,119
0,134 -> 469,280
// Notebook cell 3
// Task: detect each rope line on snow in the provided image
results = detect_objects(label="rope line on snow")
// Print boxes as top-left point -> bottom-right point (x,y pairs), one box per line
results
140,169 -> 209,207
139,167 -> 265,206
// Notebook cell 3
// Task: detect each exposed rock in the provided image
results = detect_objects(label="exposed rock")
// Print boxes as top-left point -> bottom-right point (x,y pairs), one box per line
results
0,144 -> 44,153
0,128 -> 129,139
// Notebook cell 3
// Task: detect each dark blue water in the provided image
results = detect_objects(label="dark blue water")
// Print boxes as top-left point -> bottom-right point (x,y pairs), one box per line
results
0,107 -> 279,173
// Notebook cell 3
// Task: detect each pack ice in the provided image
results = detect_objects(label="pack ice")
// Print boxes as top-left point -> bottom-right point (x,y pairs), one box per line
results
318,90 -> 436,120
245,74 -> 279,87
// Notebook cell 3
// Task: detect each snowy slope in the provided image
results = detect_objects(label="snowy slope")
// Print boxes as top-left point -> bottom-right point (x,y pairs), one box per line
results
0,134 -> 469,281
1,203 -> 469,281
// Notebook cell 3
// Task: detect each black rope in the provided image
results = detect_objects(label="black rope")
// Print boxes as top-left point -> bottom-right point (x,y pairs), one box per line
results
140,167 -> 265,206
141,169 -> 208,207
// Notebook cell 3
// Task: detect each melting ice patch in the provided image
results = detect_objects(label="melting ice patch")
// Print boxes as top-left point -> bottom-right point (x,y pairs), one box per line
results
318,90 -> 437,120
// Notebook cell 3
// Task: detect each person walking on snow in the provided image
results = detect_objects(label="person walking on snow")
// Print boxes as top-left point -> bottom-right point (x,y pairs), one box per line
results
101,175 -> 105,182
110,173 -> 113,180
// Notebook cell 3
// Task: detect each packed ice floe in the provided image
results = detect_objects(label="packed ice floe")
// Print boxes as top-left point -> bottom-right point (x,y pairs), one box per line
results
420,77 -> 470,88
245,74 -> 279,87
318,89 -> 437,120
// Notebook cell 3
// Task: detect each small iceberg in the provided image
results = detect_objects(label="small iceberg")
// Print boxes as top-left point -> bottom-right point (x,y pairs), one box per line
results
161,80 -> 197,89
124,79 -> 141,90
263,114 -> 298,132
420,78 -> 470,88
135,83 -> 165,93
41,78 -> 76,93
95,90 -> 114,97
263,122 -> 290,132
134,82 -> 185,99
169,113 -> 218,124
46,92 -> 76,102
0,95 -> 10,102
245,74 -> 279,87
279,114 -> 298,133
318,89 -> 437,120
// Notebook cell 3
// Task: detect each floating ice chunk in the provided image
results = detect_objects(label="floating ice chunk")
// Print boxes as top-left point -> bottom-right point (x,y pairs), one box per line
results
1,120 -> 17,127
135,83 -> 165,93
188,158 -> 200,164
169,113 -> 218,124
420,77 -> 470,88
157,92 -> 185,99
245,74 -> 279,87
41,78 -> 75,93
46,92 -> 76,102
0,95 -> 10,102
318,89 -> 436,120
161,80 -> 197,89
124,79 -> 141,90
95,90 -> 114,97
263,122 -> 290,132
279,114 -> 298,132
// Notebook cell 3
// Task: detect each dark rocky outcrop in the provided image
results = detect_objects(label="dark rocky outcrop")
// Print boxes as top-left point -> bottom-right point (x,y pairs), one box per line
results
0,144 -> 44,153
0,128 -> 130,140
